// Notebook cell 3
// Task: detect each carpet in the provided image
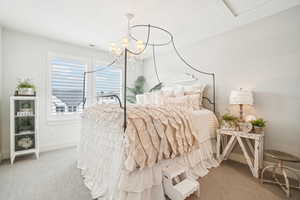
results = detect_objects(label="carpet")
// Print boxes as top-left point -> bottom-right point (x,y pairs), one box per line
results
0,147 -> 299,200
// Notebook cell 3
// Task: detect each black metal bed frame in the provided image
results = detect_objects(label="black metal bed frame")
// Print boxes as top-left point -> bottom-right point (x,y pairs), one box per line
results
82,24 -> 216,131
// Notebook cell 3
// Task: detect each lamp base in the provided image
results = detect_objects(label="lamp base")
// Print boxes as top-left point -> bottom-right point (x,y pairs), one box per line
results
239,104 -> 244,121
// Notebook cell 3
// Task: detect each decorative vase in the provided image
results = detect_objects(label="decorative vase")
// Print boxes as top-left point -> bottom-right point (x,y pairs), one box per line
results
239,122 -> 253,133
18,88 -> 35,96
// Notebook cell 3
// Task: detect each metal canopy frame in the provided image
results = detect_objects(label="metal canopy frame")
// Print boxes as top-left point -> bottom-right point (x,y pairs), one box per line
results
82,24 -> 216,131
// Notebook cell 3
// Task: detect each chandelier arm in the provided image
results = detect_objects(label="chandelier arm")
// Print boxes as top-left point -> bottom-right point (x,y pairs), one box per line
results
126,24 -> 151,55
152,44 -> 161,83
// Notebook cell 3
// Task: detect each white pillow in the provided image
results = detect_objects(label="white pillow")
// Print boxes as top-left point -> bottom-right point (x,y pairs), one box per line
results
184,83 -> 206,95
136,94 -> 144,104
143,92 -> 154,105
162,87 -> 175,97
136,91 -> 163,105
173,85 -> 185,97
153,91 -> 163,105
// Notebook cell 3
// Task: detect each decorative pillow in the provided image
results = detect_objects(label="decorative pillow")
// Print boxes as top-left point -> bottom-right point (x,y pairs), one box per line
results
152,91 -> 163,105
173,85 -> 185,97
163,94 -> 202,110
163,96 -> 189,107
187,94 -> 202,110
136,94 -> 144,104
184,83 -> 206,95
143,92 -> 155,105
162,87 -> 175,97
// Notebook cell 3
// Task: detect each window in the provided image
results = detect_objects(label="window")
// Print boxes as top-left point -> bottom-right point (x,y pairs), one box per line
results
95,65 -> 122,98
48,54 -> 123,121
50,57 -> 86,116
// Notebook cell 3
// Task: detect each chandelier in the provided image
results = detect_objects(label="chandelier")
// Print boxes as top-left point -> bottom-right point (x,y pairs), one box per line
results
109,13 -> 145,58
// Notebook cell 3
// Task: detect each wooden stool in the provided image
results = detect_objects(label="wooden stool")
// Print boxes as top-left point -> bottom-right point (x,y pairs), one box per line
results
261,150 -> 300,198
163,164 -> 200,200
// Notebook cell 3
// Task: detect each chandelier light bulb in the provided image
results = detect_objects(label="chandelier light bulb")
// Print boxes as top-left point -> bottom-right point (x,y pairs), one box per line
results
122,37 -> 129,44
136,40 -> 144,50
109,13 -> 142,60
121,37 -> 129,48
137,40 -> 143,45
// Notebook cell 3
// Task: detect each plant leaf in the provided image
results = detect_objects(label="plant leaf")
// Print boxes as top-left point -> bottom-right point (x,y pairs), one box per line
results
126,95 -> 136,103
127,87 -> 137,95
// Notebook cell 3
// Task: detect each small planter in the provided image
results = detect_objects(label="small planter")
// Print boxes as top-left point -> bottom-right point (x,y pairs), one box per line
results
253,126 -> 264,134
250,118 -> 266,134
221,121 -> 238,131
17,88 -> 35,96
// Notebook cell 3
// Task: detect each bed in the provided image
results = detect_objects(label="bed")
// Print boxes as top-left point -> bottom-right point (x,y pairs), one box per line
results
78,83 -> 219,200
78,24 -> 218,200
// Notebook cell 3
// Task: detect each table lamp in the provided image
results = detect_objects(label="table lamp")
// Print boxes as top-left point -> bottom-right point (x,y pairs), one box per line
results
229,89 -> 253,120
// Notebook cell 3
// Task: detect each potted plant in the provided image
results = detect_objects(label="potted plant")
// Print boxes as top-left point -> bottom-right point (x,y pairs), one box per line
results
126,76 -> 163,103
250,118 -> 266,134
16,78 -> 36,96
221,114 -> 239,131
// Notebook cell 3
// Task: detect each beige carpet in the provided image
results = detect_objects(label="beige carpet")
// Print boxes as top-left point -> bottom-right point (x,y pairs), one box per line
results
0,147 -> 299,200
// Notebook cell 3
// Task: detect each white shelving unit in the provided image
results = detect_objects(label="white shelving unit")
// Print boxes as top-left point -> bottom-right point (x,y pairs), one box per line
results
10,96 -> 39,164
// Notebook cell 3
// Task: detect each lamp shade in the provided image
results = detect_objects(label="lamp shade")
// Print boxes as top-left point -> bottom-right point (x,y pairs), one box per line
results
229,90 -> 253,105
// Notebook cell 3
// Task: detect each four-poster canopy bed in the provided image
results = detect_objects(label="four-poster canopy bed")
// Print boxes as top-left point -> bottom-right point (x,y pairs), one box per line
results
82,24 -> 216,130
78,23 -> 219,200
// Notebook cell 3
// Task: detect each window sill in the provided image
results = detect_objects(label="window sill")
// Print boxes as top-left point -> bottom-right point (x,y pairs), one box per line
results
47,114 -> 81,125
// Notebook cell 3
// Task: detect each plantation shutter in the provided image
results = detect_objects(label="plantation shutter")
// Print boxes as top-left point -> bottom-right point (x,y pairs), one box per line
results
50,58 -> 86,115
95,66 -> 122,98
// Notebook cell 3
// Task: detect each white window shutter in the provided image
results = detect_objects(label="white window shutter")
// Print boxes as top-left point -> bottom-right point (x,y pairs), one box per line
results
50,58 -> 86,115
95,66 -> 122,98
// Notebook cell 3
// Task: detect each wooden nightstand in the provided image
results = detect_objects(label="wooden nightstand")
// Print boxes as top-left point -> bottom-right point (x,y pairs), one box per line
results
216,129 -> 264,178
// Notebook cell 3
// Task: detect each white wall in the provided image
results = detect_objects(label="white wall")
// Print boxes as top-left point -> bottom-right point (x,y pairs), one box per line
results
0,25 -> 3,160
0,29 -> 143,158
144,7 -> 300,167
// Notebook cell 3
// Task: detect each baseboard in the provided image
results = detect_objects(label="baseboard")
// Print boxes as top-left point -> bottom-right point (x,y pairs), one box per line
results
0,142 -> 78,161
40,142 -> 78,153
228,152 -> 300,178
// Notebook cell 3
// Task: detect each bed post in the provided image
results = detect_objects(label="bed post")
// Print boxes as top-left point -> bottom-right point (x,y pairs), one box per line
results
123,49 -> 128,131
213,73 -> 216,113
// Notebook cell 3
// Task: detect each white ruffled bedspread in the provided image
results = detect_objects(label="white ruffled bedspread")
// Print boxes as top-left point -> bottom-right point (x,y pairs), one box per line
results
78,104 -> 219,200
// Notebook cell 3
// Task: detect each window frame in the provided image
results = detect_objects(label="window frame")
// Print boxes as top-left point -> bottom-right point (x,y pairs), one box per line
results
92,60 -> 123,105
46,52 -> 92,122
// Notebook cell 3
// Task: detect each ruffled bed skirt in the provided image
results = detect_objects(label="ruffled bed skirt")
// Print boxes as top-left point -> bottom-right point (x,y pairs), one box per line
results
117,139 -> 218,200
78,110 -> 218,200
78,133 -> 217,200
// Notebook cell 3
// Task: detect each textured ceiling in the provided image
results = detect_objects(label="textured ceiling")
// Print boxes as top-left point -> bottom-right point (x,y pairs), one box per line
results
0,0 -> 299,54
